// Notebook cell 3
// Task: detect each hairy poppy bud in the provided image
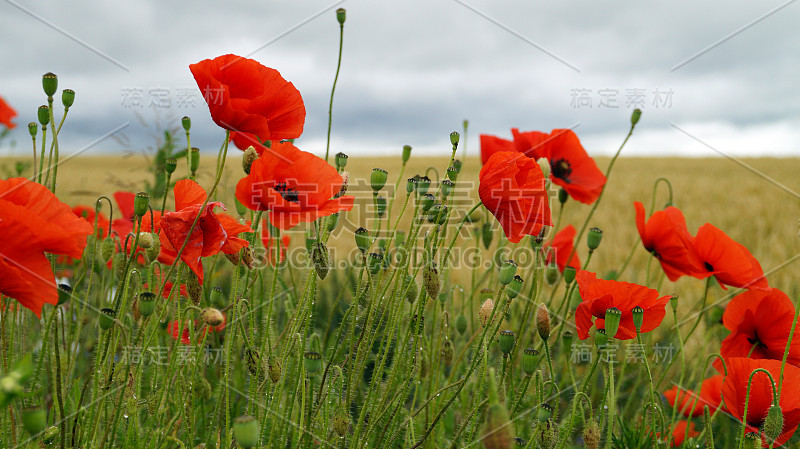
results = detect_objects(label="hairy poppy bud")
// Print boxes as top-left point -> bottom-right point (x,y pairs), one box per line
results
455,314 -> 467,335
28,122 -> 37,137
402,144 -> 412,164
587,227 -> 603,251
333,408 -> 350,437
499,260 -> 517,285
583,419 -> 600,449
416,176 -> 431,195
165,157 -> 178,175
38,105 -> 50,126
558,187 -> 568,204
133,192 -> 149,217
367,252 -> 383,275
370,168 -> 388,192
327,212 -> 340,232
137,231 -> 154,249
233,415 -> 259,449
764,404 -> 784,443
101,237 -> 114,262
376,195 -> 387,218
41,426 -> 59,444
312,242 -> 331,280
268,355 -> 281,384
181,116 -> 191,131
563,266 -> 576,284
423,262 -> 440,299
506,275 -> 523,299
138,292 -> 156,317
498,330 -> 515,355
482,222 -> 493,249
186,271 -> 202,305
201,308 -> 224,326
242,146 -> 258,174
336,7 -> 346,24
604,307 -> 622,339
57,283 -> 71,306
449,131 -> 460,147
21,407 -> 46,435
42,72 -> 58,97
61,89 -> 75,108
304,351 -> 322,375
545,262 -> 558,286
479,298 -> 494,327
632,306 -> 644,332
335,152 -> 348,171
631,108 -> 642,126
190,147 -> 200,173
537,304 -> 551,341
442,339 -> 454,366
355,227 -> 370,253
99,308 -> 116,331
146,233 -> 160,261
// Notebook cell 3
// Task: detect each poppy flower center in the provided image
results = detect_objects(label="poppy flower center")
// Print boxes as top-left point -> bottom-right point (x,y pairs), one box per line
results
704,262 -> 714,271
551,158 -> 572,182
273,182 -> 300,203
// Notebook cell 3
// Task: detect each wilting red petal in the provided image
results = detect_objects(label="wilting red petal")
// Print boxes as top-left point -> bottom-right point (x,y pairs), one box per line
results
478,151 -> 552,243
693,223 -> 768,290
479,134 -> 515,165
190,54 -> 305,140
0,95 -> 17,129
634,202 -> 707,281
543,224 -> 580,272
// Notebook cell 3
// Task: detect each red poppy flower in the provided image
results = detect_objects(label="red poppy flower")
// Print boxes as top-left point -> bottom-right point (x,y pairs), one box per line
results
0,178 -> 93,317
634,202 -> 707,281
574,270 -> 671,340
663,375 -> 724,417
722,357 -> 800,447
479,134 -> 515,165
158,180 -> 252,283
513,128 -> 605,204
692,223 -> 768,290
542,224 -> 580,272
73,205 -> 110,238
236,141 -> 354,230
190,54 -> 305,141
168,316 -> 225,345
111,191 -> 136,237
143,282 -> 188,300
261,223 -> 291,266
719,288 -> 800,369
665,420 -> 699,447
478,151 -> 552,243
0,95 -> 17,129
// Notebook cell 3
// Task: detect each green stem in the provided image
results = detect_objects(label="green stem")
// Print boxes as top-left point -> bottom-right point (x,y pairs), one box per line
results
324,20 -> 345,163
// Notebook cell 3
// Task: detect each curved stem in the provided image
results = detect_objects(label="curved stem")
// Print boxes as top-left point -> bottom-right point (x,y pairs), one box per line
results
324,22 -> 345,162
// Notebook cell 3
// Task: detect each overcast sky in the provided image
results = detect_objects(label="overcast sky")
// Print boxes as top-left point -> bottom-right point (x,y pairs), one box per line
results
1,0 -> 799,158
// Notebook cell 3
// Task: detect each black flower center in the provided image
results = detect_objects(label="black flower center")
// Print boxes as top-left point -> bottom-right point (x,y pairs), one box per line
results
551,158 -> 572,182
273,182 -> 299,203
704,262 -> 714,272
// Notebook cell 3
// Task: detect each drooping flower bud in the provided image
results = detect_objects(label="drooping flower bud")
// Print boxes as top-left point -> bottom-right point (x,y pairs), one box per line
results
304,351 -> 322,375
99,308 -> 116,331
604,307 -> 622,339
354,227 -> 370,253
186,270 -> 202,305
312,241 -> 331,280
145,233 -> 160,262
201,308 -> 224,327
587,227 -> 603,251
402,144 -> 412,164
537,304 -> 551,341
181,116 -> 191,131
233,415 -> 259,449
498,330 -> 515,355
455,314 -> 467,335
242,146 -> 258,174
61,89 -> 75,108
41,426 -> 59,444
632,306 -> 644,333
442,339 -> 454,366
335,152 -> 348,171
506,275 -> 523,299
370,168 -> 388,192
480,298 -> 494,327
333,408 -> 350,437
764,404 -> 784,444
268,355 -> 281,384
522,348 -> 538,375
101,237 -> 114,262
133,192 -> 149,217
499,260 -> 517,285
42,72 -> 58,97
423,262 -> 440,299
137,231 -> 154,249
583,419 -> 600,449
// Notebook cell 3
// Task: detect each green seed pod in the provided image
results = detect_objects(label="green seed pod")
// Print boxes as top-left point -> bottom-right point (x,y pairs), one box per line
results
423,263 -> 440,299
242,146 -> 258,174
145,232 -> 160,262
545,262 -> 558,286
327,213 -> 340,232
312,241 -> 331,280
375,195 -> 387,218
37,105 -> 50,126
563,266 -> 576,284
441,179 -> 454,198
587,227 -> 603,251
514,437 -> 527,447
632,306 -> 644,333
42,72 -> 58,97
370,168 -> 388,192
562,331 -> 574,354
133,192 -> 149,217
61,89 -> 75,108
498,330 -> 515,355
455,314 -> 467,335
99,308 -> 116,331
210,286 -> 226,308
594,328 -> 608,347
420,194 -> 435,212
499,260 -> 517,285
631,108 -> 642,126
190,147 -> 200,173
744,432 -> 761,448
138,292 -> 156,317
583,419 -> 600,449
446,165 -> 458,182
522,348 -> 539,375
233,415 -> 259,449
558,188 -> 568,204
402,144 -> 412,164
482,222 -> 493,249
604,307 -> 622,339
304,351 -> 322,375
367,252 -> 383,275
21,407 -> 46,435
181,116 -> 191,131
335,152 -> 348,171
506,275 -> 523,299
416,176 -> 431,195
537,304 -> 551,341
442,339 -> 454,366
449,131 -> 460,147
427,204 -> 448,225
57,283 -> 71,305
406,177 -> 417,194
355,227 -> 370,253
764,404 -> 784,444
670,295 -> 679,311
336,7 -> 346,24
165,157 -> 178,175
28,122 -> 37,137
452,159 -> 463,173
41,426 -> 59,444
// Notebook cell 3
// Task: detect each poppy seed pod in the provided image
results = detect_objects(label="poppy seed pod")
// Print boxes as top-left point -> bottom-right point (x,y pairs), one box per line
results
604,307 -> 622,339
406,177 -> 417,194
165,157 -> 178,174
498,330 -> 515,355
42,72 -> 58,97
423,263 -> 440,299
420,194 -> 435,212
446,166 -> 458,182
335,152 -> 348,171
416,176 -> 431,195
536,304 -> 551,341
522,348 -> 539,375
181,116 -> 191,131
336,7 -> 346,24
441,179 -> 454,198
587,227 -> 603,251
99,308 -> 116,331
764,404 -> 784,443
304,351 -> 322,375
455,314 -> 467,335
37,105 -> 50,126
631,306 -> 644,332
28,122 -> 37,137
744,432 -> 761,448
61,89 -> 75,108
57,283 -> 71,306
499,260 -> 517,285
133,192 -> 149,217
449,131 -> 460,147
210,286 -> 226,308
375,195 -> 387,218
452,159 -> 463,173
545,262 -> 558,286
563,266 -> 576,285
506,275 -> 523,299
370,168 -> 388,192
242,146 -> 258,174
367,252 -> 383,275
631,108 -> 642,126
479,298 -> 494,327
402,144 -> 412,164
233,415 -> 259,449
138,292 -> 156,317
482,222 -> 493,249
201,308 -> 225,327
354,227 -> 370,253
670,295 -> 679,311
190,147 -> 200,173
558,187 -> 569,205
594,328 -> 608,347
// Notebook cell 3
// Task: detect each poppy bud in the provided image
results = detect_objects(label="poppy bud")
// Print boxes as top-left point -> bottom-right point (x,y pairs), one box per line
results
336,7 -> 346,24
145,233 -> 160,261
631,306 -> 644,332
42,72 -> 58,97
479,298 -> 494,327
376,195 -> 387,218
455,314 -> 467,335
137,231 -> 154,249
420,193 -> 435,212
631,108 -> 642,126
42,426 -> 59,444
764,404 -> 784,443
535,158 -> 550,181
101,237 -> 114,262
402,144 -> 412,164
333,408 -> 350,437
268,355 -> 281,383
201,308 -> 224,327
21,407 -> 46,435
181,116 -> 191,131
427,204 -> 448,225
499,260 -> 517,285
38,105 -> 50,126
406,177 -> 417,194
59,87 -> 76,108
498,330 -> 515,355
594,328 -> 608,347
545,262 -> 558,286
446,166 -> 458,182
28,122 -> 37,137
233,415 -> 259,449
370,168 -> 388,192
186,271 -> 202,305
442,339 -> 454,366
242,146 -> 258,174
587,227 -> 603,251
522,348 -> 539,375
604,307 -> 622,339
423,263 -> 440,299
482,222 -> 493,249
403,275 -> 417,303
537,304 -> 551,341
449,131 -> 460,147
583,419 -> 600,449
133,192 -> 149,217
57,283 -> 71,306
441,179 -> 454,198
327,212 -> 340,232
138,292 -> 156,317
558,187 -> 568,204
335,152 -> 348,171
99,308 -> 116,331
416,176 -> 431,195
190,147 -> 200,173
367,252 -> 383,275
354,227 -> 370,253
312,242 -> 331,280
304,351 -> 322,375
506,275 -> 523,299
563,266 -> 576,284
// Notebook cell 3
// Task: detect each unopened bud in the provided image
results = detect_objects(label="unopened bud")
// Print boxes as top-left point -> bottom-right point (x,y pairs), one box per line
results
242,146 -> 258,174
268,355 -> 281,383
537,304 -> 551,340
41,426 -> 59,444
455,314 -> 467,335
442,339 -> 454,366
186,270 -> 202,305
21,407 -> 46,435
312,242 -> 331,280
763,404 -> 784,444
404,275 -> 418,303
333,408 -> 350,437
201,308 -> 224,327
479,298 -> 494,327
137,232 -> 154,249
558,187 -> 569,204
101,237 -> 114,262
482,222 -> 493,249
583,419 -> 600,449
423,263 -> 440,299
402,144 -> 412,164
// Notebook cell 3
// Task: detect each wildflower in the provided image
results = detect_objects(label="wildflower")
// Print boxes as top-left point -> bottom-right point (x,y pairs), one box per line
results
479,134 -> 514,165
168,315 -> 226,345
667,420 -> 699,447
692,223 -> 768,290
542,224 -> 580,272
634,201 -> 706,281
0,95 -> 17,129
662,375 -> 724,417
